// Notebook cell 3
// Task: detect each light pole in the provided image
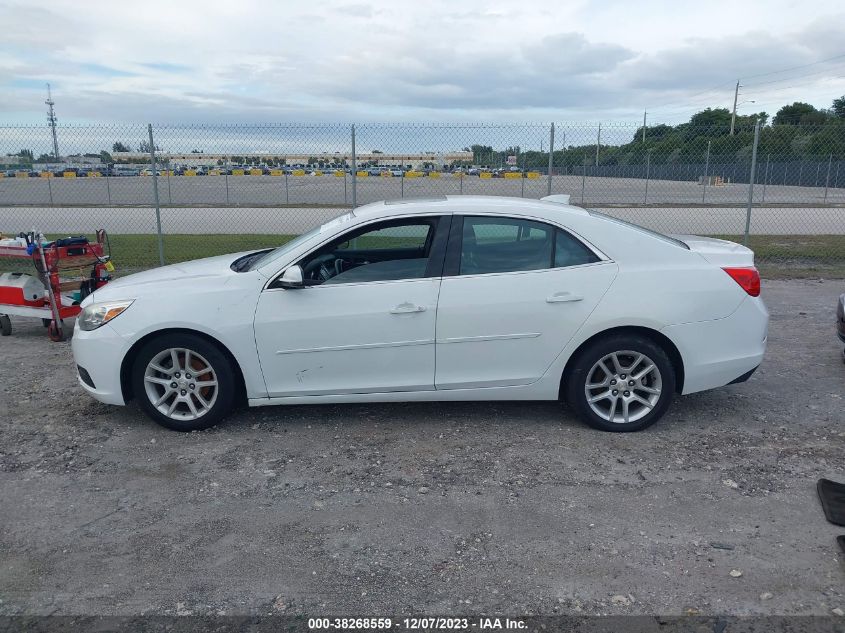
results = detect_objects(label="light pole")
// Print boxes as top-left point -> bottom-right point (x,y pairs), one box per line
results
731,95 -> 756,135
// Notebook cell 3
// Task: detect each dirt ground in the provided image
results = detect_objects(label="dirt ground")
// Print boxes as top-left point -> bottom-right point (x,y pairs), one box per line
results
0,279 -> 843,617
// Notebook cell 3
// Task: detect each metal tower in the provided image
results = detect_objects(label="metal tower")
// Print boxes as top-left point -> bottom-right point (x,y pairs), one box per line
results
46,83 -> 60,160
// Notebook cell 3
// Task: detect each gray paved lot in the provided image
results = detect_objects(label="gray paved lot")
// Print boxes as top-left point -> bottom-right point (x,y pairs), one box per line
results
2,205 -> 844,237
1,174 -> 844,207
1,279 -> 843,616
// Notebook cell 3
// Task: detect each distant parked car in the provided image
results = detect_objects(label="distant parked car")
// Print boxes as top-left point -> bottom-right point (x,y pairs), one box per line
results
111,166 -> 140,177
390,169 -> 404,177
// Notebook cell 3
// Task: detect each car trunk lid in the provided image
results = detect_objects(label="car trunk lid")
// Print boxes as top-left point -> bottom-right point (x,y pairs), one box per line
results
671,234 -> 755,267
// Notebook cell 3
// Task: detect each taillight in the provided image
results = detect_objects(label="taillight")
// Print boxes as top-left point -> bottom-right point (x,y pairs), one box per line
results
722,266 -> 760,297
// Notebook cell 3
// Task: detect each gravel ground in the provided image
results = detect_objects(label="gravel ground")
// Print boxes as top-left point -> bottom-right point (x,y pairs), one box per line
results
0,279 -> 843,617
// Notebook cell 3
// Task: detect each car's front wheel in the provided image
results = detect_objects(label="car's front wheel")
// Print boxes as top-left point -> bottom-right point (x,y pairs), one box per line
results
566,334 -> 675,432
131,333 -> 235,431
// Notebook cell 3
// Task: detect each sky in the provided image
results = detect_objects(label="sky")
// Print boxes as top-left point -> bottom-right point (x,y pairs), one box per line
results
1,0 -> 845,128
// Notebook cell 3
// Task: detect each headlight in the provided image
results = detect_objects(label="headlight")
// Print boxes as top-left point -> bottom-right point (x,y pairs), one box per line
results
77,300 -> 134,331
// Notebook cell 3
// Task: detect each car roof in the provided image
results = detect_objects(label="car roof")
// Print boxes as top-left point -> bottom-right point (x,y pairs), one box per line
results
351,195 -> 590,221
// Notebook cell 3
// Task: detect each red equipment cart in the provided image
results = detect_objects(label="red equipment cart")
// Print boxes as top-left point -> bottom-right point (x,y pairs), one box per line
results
0,230 -> 113,341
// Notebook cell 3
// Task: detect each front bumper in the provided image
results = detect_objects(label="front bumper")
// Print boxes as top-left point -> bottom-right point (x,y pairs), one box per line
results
837,293 -> 845,344
71,322 -> 129,405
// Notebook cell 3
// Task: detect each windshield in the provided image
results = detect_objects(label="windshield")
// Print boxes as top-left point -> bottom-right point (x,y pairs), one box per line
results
587,209 -> 689,249
246,211 -> 356,271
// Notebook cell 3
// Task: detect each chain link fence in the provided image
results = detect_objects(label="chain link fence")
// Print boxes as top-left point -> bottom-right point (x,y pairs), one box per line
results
1,121 -> 843,276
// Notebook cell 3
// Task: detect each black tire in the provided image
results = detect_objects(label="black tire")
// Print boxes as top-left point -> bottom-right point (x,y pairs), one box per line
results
565,333 -> 676,432
0,315 -> 11,336
131,332 -> 235,431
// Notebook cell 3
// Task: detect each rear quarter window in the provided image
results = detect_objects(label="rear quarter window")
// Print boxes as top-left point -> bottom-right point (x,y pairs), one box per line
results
587,210 -> 689,249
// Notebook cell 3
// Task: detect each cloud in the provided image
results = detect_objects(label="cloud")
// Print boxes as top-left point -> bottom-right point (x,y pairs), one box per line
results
0,0 -> 844,126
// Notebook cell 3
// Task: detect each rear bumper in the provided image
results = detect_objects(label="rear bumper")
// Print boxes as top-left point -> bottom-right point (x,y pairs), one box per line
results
662,295 -> 769,395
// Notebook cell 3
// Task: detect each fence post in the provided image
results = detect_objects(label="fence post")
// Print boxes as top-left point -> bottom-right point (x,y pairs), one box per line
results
595,123 -> 601,166
547,123 -> 555,196
148,124 -> 165,266
560,130 -> 566,180
581,154 -> 586,203
105,169 -> 111,205
224,158 -> 230,204
644,151 -> 650,204
351,124 -> 357,208
743,118 -> 761,246
47,173 -> 54,206
401,163 -> 405,198
520,152 -> 526,198
824,153 -> 832,202
761,153 -> 770,203
702,141 -> 711,203
166,158 -> 172,204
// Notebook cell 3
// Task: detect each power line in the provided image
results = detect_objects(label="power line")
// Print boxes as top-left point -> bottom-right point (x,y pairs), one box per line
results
744,74 -> 845,96
743,62 -> 845,88
646,52 -> 845,117
739,52 -> 845,81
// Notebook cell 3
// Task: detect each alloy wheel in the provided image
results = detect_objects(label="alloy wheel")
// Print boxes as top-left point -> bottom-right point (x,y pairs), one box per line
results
584,350 -> 662,424
143,348 -> 218,420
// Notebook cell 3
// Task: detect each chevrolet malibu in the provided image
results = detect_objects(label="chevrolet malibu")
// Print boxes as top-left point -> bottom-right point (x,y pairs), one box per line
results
72,195 -> 768,432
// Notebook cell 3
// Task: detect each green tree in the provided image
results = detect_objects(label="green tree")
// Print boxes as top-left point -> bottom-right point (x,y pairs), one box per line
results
690,108 -> 732,127
773,102 -> 827,125
112,142 -> 130,152
138,140 -> 161,153
832,95 -> 845,119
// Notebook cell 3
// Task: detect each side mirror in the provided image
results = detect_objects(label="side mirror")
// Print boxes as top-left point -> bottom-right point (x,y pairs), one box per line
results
279,265 -> 304,289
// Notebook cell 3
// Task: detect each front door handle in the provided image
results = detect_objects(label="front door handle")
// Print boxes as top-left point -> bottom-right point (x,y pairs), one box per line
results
390,302 -> 426,314
546,292 -> 583,303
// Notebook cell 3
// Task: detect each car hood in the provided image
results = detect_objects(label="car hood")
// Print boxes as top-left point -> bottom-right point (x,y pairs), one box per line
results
84,251 -> 258,304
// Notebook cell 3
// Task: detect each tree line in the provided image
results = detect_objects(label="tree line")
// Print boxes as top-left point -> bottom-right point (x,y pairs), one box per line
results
6,96 -> 844,170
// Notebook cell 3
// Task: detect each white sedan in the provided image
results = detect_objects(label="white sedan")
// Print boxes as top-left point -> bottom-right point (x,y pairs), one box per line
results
72,195 -> 768,432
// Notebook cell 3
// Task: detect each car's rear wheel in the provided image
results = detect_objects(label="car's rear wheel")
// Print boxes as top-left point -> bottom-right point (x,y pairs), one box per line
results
566,334 -> 675,432
131,333 -> 235,431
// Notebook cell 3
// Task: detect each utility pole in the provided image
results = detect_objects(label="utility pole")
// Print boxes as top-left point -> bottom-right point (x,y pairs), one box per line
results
642,110 -> 647,143
45,84 -> 60,160
730,80 -> 740,136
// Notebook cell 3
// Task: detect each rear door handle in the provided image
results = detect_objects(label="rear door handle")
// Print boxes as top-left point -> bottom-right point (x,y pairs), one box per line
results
546,292 -> 583,303
390,302 -> 426,314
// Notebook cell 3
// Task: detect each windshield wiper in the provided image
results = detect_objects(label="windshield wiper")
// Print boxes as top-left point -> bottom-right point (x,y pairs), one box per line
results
230,249 -> 272,272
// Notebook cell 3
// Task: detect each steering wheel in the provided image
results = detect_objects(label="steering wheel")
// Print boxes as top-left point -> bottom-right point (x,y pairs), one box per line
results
302,253 -> 336,281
